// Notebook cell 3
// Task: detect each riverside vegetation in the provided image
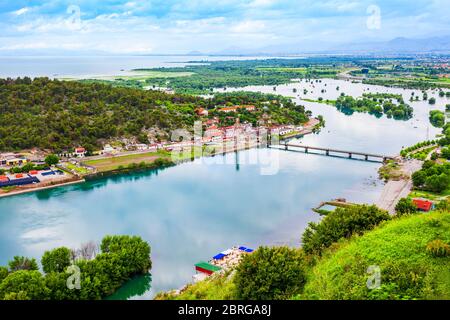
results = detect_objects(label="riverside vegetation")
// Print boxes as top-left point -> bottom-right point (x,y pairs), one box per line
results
156,205 -> 450,300
0,235 -> 151,300
0,78 -> 311,153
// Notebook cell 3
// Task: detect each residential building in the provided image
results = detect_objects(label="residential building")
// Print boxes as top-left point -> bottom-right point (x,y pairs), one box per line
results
74,147 -> 87,158
412,198 -> 434,212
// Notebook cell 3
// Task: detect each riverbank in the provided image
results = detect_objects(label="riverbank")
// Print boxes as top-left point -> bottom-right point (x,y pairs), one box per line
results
376,159 -> 423,214
0,178 -> 85,199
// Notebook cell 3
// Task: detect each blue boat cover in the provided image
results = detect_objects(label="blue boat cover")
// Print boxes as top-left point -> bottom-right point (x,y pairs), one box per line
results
245,249 -> 254,253
41,171 -> 56,176
213,253 -> 226,260
238,246 -> 247,251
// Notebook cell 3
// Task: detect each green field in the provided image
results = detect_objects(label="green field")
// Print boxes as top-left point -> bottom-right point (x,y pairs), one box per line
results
64,162 -> 90,175
59,70 -> 195,82
84,151 -> 170,172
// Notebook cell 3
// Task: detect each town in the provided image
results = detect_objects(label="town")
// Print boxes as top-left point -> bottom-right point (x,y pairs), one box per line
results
0,103 -> 321,197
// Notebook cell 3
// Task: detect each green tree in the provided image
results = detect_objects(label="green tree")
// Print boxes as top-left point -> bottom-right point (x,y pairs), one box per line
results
235,246 -> 306,300
41,247 -> 72,274
45,154 -> 60,166
412,170 -> 427,187
0,270 -> 50,300
302,205 -> 391,255
395,198 -> 417,216
0,266 -> 8,282
429,110 -> 445,128
425,173 -> 449,193
8,256 -> 38,272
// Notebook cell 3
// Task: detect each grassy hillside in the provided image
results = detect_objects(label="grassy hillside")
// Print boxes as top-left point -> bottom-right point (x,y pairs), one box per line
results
301,211 -> 450,300
158,211 -> 450,300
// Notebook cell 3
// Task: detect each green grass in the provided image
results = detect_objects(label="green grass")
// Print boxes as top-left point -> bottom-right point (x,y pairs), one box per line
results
301,98 -> 336,105
409,189 -> 450,201
156,211 -> 450,300
64,163 -> 90,175
84,150 -> 170,172
60,71 -> 195,82
300,211 -> 450,300
256,67 -> 308,73
1,186 -> 17,193
155,271 -> 237,300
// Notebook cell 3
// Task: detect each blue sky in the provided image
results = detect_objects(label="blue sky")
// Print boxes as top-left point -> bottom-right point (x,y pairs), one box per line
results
0,0 -> 449,54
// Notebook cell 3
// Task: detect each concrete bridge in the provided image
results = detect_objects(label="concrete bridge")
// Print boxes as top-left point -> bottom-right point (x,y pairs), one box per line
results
272,142 -> 395,162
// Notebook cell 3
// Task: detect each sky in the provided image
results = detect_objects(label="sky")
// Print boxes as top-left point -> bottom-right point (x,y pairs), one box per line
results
0,0 -> 449,55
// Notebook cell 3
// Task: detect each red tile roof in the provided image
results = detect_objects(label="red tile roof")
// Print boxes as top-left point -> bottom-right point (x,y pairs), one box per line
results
412,199 -> 433,212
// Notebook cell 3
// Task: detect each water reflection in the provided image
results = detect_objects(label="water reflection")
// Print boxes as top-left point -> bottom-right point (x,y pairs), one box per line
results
105,273 -> 152,300
1,78 -> 443,299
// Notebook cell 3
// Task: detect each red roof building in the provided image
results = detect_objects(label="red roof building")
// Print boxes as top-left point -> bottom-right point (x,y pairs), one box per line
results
412,198 -> 434,212
195,108 -> 209,116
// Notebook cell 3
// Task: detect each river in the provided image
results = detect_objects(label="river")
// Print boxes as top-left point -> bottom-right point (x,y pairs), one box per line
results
0,58 -> 448,299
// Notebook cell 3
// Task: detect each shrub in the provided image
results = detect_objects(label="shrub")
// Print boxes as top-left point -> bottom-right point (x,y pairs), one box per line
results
0,235 -> 152,300
0,267 -> 8,282
234,246 -> 307,300
0,270 -> 50,300
45,154 -> 60,166
395,198 -> 418,216
426,240 -> 450,257
301,205 -> 391,255
8,256 -> 38,272
41,247 -> 72,274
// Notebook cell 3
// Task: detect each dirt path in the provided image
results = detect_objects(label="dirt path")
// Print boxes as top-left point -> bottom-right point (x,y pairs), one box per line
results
376,159 -> 422,214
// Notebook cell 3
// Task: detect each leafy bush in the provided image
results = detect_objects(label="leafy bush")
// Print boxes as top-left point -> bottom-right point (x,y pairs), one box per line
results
302,211 -> 450,300
8,256 -> 38,272
0,271 -> 50,300
426,240 -> 450,258
41,247 -> 72,274
0,267 -> 8,282
234,246 -> 307,300
412,161 -> 450,193
429,110 -> 445,128
395,198 -> 418,216
0,235 -> 152,300
301,205 -> 391,255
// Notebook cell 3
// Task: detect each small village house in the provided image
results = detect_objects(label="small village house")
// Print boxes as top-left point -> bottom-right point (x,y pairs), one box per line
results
412,198 -> 434,212
74,147 -> 87,158
195,108 -> 209,116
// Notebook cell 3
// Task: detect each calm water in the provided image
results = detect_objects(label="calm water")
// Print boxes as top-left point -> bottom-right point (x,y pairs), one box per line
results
0,59 -> 449,299
0,55 -> 289,78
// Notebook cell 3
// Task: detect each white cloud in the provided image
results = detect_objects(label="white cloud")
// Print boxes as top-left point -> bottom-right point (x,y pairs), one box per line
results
12,7 -> 30,16
230,20 -> 266,33
247,0 -> 276,8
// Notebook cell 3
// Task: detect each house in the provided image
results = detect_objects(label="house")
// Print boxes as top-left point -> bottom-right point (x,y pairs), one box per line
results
5,157 -> 28,167
241,105 -> 256,112
74,147 -> 86,158
219,106 -> 239,113
135,144 -> 149,151
195,108 -> 209,116
412,198 -> 434,212
205,118 -> 219,126
102,144 -> 115,154
218,105 -> 256,113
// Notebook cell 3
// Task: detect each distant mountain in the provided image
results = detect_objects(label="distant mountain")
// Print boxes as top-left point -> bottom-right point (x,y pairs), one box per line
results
0,48 -> 117,56
332,36 -> 450,54
207,36 -> 450,56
